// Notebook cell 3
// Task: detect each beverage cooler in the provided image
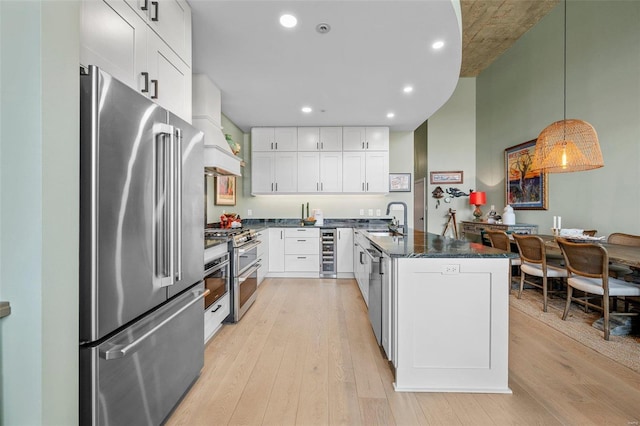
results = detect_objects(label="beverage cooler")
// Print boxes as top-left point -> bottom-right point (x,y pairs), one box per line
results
320,229 -> 337,278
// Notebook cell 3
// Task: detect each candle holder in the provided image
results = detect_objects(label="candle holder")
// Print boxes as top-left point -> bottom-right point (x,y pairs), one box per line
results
552,228 -> 560,237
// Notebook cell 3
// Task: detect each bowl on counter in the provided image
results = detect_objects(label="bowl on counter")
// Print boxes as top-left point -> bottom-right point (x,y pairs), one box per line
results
302,219 -> 317,226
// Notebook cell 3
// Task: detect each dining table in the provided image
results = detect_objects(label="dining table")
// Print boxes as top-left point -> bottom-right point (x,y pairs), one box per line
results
538,234 -> 640,270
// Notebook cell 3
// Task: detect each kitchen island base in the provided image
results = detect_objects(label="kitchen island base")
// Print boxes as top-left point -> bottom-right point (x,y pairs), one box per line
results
393,257 -> 511,394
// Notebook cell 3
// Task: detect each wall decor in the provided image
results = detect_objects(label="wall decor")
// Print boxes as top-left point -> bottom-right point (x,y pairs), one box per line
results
505,140 -> 548,210
389,173 -> 411,192
215,176 -> 236,206
430,171 -> 463,184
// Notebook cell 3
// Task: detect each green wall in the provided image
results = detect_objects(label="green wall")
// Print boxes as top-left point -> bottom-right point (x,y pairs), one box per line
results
476,0 -> 640,235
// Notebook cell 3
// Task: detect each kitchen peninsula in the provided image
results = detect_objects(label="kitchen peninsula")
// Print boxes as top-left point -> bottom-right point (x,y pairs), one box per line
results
367,230 -> 514,394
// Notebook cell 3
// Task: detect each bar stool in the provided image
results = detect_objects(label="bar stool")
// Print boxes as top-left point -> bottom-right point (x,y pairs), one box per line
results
557,238 -> 640,340
513,234 -> 567,312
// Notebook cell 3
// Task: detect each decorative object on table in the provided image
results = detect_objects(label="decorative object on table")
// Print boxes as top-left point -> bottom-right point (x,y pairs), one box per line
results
301,202 -> 315,225
487,205 -> 498,223
430,170 -> 463,184
225,133 -> 241,156
442,208 -> 459,239
445,187 -> 469,198
503,205 -> 516,225
469,190 -> 486,221
531,0 -> 604,174
505,140 -> 548,210
389,173 -> 411,192
214,176 -> 236,206
219,213 -> 241,229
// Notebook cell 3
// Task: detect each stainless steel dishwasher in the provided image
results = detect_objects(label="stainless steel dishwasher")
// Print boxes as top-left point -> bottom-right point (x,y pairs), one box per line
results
366,245 -> 383,345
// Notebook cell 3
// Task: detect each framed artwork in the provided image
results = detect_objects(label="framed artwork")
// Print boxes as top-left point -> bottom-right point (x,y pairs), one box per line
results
429,170 -> 463,185
215,176 -> 236,206
389,173 -> 411,192
504,139 -> 548,210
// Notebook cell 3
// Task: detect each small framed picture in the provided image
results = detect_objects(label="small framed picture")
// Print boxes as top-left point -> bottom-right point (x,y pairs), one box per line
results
429,171 -> 463,184
215,176 -> 236,206
389,173 -> 411,192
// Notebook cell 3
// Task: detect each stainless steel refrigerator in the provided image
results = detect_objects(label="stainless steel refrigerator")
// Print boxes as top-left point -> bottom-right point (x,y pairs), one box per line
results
79,66 -> 205,425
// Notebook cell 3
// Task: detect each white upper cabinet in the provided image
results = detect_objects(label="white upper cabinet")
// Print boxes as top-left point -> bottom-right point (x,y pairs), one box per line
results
343,127 -> 389,151
297,152 -> 343,193
252,127 -> 297,151
124,0 -> 191,65
297,127 -> 343,151
342,151 -> 389,193
80,0 -> 192,122
251,152 -> 297,194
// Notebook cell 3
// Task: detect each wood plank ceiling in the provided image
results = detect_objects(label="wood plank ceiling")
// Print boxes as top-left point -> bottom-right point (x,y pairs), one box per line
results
460,0 -> 560,77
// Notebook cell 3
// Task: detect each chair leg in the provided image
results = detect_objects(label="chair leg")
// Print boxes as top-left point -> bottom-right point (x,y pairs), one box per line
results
518,272 -> 525,299
562,286 -> 573,320
603,295 -> 610,341
542,276 -> 548,312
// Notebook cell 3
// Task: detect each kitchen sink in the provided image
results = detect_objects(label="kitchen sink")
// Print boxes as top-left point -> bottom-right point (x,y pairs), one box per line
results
367,231 -> 404,237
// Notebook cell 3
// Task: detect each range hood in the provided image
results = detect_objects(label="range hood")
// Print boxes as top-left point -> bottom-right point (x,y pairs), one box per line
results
193,117 -> 242,177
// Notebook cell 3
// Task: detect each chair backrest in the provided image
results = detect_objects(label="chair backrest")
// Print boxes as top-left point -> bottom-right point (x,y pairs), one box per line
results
557,238 -> 609,283
607,232 -> 640,247
512,234 -> 545,264
485,230 -> 511,252
583,230 -> 597,237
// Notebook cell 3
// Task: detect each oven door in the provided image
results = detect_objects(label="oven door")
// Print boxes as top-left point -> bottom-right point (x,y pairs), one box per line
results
204,252 -> 230,310
236,260 -> 261,321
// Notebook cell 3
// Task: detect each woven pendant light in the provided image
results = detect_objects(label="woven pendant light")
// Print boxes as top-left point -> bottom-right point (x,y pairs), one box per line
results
532,0 -> 604,173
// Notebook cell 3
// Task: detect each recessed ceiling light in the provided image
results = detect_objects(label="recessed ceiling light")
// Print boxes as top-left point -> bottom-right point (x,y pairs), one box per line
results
280,14 -> 297,28
432,40 -> 445,50
403,86 -> 414,93
387,112 -> 395,119
301,106 -> 312,113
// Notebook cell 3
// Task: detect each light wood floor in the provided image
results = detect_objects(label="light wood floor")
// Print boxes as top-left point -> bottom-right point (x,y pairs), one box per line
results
167,278 -> 640,425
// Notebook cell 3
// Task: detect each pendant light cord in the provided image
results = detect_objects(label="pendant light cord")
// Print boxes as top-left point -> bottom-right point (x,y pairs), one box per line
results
563,0 -> 567,140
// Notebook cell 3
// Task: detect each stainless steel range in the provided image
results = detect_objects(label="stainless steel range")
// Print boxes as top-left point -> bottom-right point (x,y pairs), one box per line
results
205,228 -> 261,322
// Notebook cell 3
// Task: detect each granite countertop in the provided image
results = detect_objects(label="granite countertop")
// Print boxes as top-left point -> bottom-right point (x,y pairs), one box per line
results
241,218 -> 392,230
362,230 -> 519,259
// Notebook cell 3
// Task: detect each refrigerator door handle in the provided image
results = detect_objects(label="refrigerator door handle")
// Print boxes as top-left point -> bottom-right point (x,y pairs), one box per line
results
155,123 -> 176,287
175,128 -> 183,282
100,288 -> 209,360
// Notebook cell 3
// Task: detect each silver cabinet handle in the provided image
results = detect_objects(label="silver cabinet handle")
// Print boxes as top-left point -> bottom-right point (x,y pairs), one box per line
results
101,288 -> 208,360
211,304 -> 222,313
362,182 -> 364,191
141,0 -> 148,10
151,79 -> 158,99
141,72 -> 149,93
151,1 -> 159,21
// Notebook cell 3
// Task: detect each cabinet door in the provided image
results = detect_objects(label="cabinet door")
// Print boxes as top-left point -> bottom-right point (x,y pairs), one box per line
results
365,151 -> 389,193
320,152 -> 342,193
274,127 -> 298,151
268,228 -> 285,273
366,127 -> 390,151
337,228 -> 354,273
251,152 -> 275,194
251,128 -> 274,151
320,127 -> 343,151
297,152 -> 320,192
148,33 -> 192,122
342,151 -> 366,192
125,0 -> 191,65
256,231 -> 269,285
297,127 -> 320,151
80,0 -> 148,92
342,127 -> 366,151
274,152 -> 297,193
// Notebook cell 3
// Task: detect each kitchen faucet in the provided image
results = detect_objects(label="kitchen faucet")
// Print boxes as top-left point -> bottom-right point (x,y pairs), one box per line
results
386,201 -> 408,235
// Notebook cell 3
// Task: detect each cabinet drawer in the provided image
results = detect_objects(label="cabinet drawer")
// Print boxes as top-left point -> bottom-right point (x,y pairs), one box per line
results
204,293 -> 229,343
285,238 -> 319,255
285,255 -> 319,272
285,228 -> 319,238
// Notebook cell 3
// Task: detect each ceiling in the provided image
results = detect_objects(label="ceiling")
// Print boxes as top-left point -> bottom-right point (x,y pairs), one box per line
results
191,0 -> 558,133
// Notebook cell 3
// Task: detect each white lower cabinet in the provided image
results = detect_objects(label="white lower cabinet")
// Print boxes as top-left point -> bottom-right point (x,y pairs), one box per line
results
204,293 -> 229,343
268,228 -> 285,273
336,228 -> 354,276
353,232 -> 370,305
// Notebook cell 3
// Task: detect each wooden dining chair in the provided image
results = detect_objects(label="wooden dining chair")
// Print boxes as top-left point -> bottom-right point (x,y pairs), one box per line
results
557,238 -> 640,340
485,230 -> 521,286
512,234 -> 567,312
607,233 -> 640,278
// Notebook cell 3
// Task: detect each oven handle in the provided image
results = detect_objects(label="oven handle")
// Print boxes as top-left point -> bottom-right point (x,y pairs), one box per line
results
238,262 -> 261,283
204,259 -> 229,277
237,240 -> 261,254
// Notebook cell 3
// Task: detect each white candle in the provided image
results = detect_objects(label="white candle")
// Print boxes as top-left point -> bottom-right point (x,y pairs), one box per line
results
553,216 -> 557,229
558,216 -> 562,229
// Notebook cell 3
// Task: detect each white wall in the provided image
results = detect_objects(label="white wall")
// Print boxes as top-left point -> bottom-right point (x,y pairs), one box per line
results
0,1 -> 79,424
426,78 -> 476,236
208,130 -> 415,227
476,0 -> 640,236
